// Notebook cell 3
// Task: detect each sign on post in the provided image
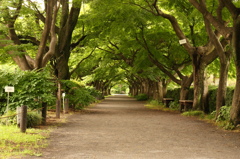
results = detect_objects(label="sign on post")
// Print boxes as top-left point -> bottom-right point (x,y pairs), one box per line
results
5,86 -> 15,92
5,86 -> 15,113
179,39 -> 187,45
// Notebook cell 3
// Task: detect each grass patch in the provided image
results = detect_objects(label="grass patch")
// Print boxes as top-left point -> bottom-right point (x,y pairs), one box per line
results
0,125 -> 50,158
182,111 -> 205,118
145,100 -> 176,112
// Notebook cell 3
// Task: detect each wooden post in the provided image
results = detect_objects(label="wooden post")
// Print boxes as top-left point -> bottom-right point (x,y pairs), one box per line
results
64,98 -> 69,114
17,107 -> 21,128
56,81 -> 61,118
20,105 -> 27,133
42,102 -> 47,125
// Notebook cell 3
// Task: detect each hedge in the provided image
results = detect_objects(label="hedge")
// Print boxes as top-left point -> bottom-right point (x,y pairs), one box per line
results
165,86 -> 234,113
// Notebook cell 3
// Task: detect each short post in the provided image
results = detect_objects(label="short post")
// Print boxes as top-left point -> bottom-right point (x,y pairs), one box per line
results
62,92 -> 65,113
64,98 -> 69,114
42,102 -> 47,125
17,107 -> 21,128
20,105 -> 27,133
56,81 -> 61,118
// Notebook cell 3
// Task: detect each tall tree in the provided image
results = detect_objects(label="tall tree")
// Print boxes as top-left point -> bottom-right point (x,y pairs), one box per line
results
189,0 -> 240,124
189,0 -> 232,117
1,0 -> 86,79
131,0 -> 218,110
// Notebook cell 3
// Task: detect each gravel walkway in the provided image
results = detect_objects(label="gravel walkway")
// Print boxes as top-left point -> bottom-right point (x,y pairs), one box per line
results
23,95 -> 240,159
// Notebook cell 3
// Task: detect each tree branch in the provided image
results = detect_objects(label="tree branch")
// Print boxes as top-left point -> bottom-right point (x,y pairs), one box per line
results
70,48 -> 96,76
42,0 -> 60,67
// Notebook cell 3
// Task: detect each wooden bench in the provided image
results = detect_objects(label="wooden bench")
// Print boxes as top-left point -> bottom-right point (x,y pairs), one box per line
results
179,100 -> 193,112
163,98 -> 174,108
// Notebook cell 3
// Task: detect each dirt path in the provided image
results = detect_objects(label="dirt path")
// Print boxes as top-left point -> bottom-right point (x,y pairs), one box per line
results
24,95 -> 240,159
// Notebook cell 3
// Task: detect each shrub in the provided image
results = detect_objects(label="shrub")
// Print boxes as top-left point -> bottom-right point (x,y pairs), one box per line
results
207,86 -> 218,113
61,80 -> 96,110
166,86 -> 235,114
135,94 -> 148,101
86,87 -> 103,100
0,111 -> 42,128
0,111 -> 17,125
212,106 -> 235,130
169,101 -> 179,110
27,112 -> 42,128
0,69 -> 55,114
216,106 -> 231,122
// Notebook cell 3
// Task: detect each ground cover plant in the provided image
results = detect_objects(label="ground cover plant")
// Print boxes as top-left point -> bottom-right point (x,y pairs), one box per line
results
0,125 -> 50,159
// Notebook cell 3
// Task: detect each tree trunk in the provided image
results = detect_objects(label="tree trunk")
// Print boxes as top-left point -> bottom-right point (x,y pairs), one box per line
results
230,14 -> 240,125
216,61 -> 230,116
153,81 -> 163,102
54,52 -> 71,80
180,75 -> 193,100
192,53 -> 207,110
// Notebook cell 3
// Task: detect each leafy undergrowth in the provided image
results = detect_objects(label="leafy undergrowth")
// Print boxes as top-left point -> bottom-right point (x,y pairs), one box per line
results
0,125 -> 50,159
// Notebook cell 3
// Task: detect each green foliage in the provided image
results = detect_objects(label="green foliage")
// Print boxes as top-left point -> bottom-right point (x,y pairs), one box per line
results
169,101 -> 179,110
61,80 -> 96,109
0,69 -> 55,114
26,112 -> 42,128
207,86 -> 218,113
86,87 -> 103,100
135,94 -> 148,101
166,86 -> 234,114
0,111 -> 42,128
216,106 -> 231,122
225,87 -> 234,106
147,100 -> 162,106
165,87 -> 194,102
0,111 -> 17,126
165,88 -> 181,101
210,106 -> 234,130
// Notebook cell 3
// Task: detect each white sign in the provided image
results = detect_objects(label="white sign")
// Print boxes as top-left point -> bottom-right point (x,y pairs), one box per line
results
179,39 -> 187,45
62,93 -> 66,97
5,86 -> 15,92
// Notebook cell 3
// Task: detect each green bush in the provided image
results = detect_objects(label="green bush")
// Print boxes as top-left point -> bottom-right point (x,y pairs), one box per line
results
165,87 -> 194,102
135,94 -> 148,101
216,106 -> 231,122
207,86 -> 218,113
0,69 -> 55,114
169,101 -> 179,110
165,88 -> 181,101
0,111 -> 42,128
0,111 -> 17,125
166,86 -> 235,114
225,87 -> 234,106
27,112 -> 42,128
61,80 -> 96,110
86,87 -> 103,100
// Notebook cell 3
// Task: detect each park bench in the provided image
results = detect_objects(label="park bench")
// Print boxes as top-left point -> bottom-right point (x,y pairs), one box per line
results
163,98 -> 174,108
179,100 -> 193,112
